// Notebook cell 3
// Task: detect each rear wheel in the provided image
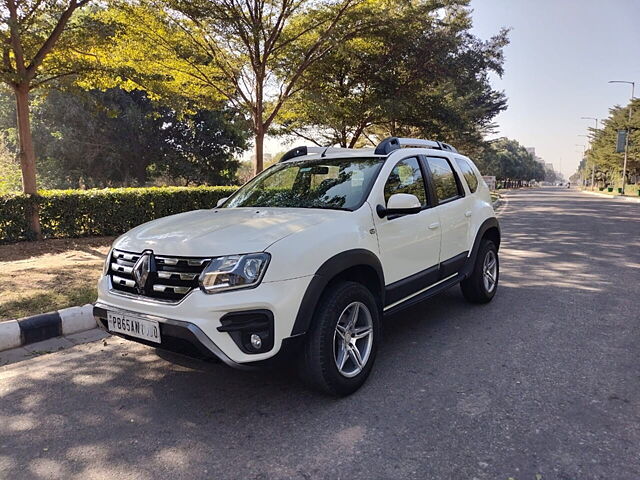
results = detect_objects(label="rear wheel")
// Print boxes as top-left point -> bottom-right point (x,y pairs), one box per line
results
298,281 -> 380,396
460,240 -> 499,303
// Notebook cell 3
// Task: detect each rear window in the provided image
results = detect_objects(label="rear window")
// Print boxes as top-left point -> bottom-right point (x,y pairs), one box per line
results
455,157 -> 479,193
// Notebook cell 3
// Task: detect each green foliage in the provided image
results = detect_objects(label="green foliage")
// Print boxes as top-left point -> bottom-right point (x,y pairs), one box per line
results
476,137 -> 545,181
0,2 -> 109,90
276,0 -> 508,155
153,109 -> 251,185
88,0 -> 361,171
0,186 -> 238,243
0,135 -> 21,194
580,99 -> 640,187
0,87 -> 250,188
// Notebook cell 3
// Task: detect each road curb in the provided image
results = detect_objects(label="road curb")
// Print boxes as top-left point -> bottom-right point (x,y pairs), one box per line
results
0,304 -> 97,352
580,189 -> 640,203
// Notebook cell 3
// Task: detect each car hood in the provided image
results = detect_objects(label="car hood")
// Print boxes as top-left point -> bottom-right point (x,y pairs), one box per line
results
112,207 -> 347,257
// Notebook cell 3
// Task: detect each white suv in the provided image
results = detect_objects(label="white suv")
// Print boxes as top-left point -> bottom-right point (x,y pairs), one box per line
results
94,137 -> 500,396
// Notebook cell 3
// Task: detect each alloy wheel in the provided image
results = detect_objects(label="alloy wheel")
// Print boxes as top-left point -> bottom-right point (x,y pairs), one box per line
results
333,301 -> 374,378
483,250 -> 498,293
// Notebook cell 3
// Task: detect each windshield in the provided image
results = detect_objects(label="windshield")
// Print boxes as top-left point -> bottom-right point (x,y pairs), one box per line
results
224,157 -> 384,211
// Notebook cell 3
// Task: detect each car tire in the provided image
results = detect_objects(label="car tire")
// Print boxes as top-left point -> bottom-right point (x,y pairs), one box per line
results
298,281 -> 381,396
460,239 -> 499,304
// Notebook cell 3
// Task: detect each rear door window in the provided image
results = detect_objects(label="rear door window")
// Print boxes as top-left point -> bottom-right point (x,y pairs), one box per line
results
426,157 -> 462,204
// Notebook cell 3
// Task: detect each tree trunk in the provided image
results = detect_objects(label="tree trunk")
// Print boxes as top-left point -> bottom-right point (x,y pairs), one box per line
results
254,126 -> 264,176
15,85 -> 41,239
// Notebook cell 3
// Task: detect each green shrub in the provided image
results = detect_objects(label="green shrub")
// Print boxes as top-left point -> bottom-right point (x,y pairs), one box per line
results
0,186 -> 238,244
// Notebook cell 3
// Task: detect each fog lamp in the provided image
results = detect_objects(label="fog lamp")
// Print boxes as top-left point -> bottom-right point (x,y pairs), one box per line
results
250,334 -> 262,350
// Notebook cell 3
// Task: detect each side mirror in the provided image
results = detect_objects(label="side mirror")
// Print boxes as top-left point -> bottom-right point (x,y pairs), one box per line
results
216,197 -> 229,208
376,193 -> 422,218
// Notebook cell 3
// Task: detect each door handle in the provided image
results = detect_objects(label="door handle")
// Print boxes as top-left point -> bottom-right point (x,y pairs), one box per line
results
428,222 -> 440,230
464,210 -> 472,218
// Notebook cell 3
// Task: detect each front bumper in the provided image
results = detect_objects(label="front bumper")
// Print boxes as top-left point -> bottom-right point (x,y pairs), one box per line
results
94,303 -> 247,368
95,274 -> 313,365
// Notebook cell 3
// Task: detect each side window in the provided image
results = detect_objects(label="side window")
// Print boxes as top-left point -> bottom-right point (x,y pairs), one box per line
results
455,157 -> 479,193
383,157 -> 427,206
427,157 -> 461,203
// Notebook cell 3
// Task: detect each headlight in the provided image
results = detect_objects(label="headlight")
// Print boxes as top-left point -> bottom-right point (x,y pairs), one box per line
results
199,253 -> 270,294
103,248 -> 113,275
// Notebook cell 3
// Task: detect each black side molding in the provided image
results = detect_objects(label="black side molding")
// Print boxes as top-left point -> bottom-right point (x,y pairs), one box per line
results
385,265 -> 439,306
439,251 -> 468,279
385,273 -> 463,316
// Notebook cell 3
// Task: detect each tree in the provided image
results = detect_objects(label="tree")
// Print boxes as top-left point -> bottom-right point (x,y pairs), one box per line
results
477,137 -> 545,183
19,87 -> 250,188
0,0 -> 98,236
582,99 -> 639,188
97,0 -> 360,176
276,0 -> 508,156
153,108 -> 250,186
31,88 -> 164,187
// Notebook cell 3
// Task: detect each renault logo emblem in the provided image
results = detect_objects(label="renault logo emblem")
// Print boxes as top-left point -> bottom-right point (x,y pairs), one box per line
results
132,251 -> 156,294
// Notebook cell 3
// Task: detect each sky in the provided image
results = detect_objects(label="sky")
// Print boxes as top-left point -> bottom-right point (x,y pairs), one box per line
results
256,1 -> 640,179
470,0 -> 640,179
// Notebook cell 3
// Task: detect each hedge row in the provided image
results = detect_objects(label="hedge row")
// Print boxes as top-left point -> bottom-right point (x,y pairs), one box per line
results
0,186 -> 239,244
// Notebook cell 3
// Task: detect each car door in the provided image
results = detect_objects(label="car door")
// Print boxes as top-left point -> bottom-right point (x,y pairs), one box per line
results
373,156 -> 442,306
424,155 -> 470,276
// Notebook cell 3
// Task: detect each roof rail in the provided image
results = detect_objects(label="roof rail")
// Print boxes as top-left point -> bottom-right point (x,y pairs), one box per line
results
374,137 -> 458,155
280,146 -> 321,162
279,146 -> 365,162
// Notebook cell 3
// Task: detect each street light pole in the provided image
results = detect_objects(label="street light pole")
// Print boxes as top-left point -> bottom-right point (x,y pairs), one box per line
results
608,81 -> 635,194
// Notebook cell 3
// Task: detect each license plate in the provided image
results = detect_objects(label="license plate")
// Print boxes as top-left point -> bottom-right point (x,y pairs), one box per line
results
107,311 -> 161,344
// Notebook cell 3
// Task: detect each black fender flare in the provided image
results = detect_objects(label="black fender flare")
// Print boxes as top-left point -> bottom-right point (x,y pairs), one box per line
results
460,217 -> 501,279
290,249 -> 385,336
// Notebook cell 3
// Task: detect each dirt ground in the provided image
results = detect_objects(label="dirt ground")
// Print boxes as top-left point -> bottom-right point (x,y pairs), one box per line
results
0,237 -> 114,321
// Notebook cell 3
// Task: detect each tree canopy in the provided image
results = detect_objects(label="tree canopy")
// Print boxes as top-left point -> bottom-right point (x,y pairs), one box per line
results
476,137 -> 545,182
0,87 -> 250,189
92,0 -> 361,173
577,99 -> 639,188
277,0 -> 508,158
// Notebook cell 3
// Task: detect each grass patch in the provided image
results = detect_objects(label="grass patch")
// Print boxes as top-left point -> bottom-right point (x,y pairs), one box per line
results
2,286 -> 98,321
0,237 -> 112,321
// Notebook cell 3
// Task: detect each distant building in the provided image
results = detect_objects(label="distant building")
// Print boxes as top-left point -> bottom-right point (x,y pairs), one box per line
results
526,147 -> 545,165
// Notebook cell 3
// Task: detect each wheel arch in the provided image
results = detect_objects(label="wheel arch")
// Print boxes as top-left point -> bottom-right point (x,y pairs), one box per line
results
461,217 -> 501,279
290,249 -> 385,336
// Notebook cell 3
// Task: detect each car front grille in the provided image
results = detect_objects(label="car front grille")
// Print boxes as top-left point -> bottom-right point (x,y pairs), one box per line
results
108,249 -> 210,302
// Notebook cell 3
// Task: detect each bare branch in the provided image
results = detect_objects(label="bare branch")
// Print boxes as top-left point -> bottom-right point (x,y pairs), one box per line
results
289,128 -> 323,146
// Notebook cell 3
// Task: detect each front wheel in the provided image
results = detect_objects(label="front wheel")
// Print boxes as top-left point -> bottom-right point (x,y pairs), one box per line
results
298,281 -> 381,396
460,240 -> 499,303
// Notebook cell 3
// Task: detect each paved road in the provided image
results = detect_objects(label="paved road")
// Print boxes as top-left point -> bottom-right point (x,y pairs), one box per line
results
1,188 -> 639,480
